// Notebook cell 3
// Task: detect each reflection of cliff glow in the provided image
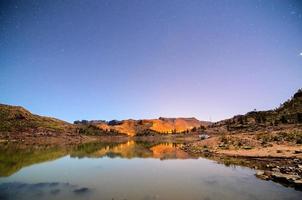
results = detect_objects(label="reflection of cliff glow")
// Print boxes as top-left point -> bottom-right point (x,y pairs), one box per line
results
151,144 -> 189,159
0,141 -> 195,177
76,141 -> 191,159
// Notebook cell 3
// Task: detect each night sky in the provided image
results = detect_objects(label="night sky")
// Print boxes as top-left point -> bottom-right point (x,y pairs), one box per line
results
1,0 -> 302,122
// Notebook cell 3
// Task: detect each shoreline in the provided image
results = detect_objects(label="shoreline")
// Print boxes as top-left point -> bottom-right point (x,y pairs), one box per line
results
1,133 -> 302,190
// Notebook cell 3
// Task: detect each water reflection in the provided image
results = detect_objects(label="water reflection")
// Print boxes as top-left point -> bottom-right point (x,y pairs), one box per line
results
0,141 -> 193,177
71,141 -> 191,160
0,141 -> 301,200
0,144 -> 69,177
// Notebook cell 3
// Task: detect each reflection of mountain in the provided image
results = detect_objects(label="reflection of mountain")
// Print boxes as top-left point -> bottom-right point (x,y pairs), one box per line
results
71,141 -> 153,158
151,144 -> 190,159
70,141 -> 192,160
0,144 -> 69,177
0,141 -> 193,177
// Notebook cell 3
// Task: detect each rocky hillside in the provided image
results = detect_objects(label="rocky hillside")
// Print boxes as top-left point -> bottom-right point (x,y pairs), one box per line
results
75,117 -> 210,136
3,89 -> 300,137
0,104 -> 75,135
209,89 -> 302,133
0,103 -> 209,137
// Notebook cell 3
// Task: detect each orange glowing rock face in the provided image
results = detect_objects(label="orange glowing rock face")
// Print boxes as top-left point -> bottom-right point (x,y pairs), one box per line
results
95,117 -> 210,136
113,120 -> 137,136
96,123 -> 110,131
149,118 -> 203,133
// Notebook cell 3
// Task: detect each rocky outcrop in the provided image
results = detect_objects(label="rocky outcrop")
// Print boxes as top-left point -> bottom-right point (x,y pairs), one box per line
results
209,89 -> 302,133
76,117 -> 210,136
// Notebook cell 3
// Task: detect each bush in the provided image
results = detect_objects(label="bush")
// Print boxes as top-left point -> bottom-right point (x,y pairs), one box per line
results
256,131 -> 302,144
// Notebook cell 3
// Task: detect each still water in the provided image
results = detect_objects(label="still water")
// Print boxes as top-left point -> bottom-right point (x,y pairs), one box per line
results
0,141 -> 301,200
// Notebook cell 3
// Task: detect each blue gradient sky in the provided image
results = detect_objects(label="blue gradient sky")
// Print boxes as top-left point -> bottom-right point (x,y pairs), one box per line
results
1,0 -> 302,122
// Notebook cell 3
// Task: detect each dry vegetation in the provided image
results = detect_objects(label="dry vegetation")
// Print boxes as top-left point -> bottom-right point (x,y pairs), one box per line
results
0,104 -> 75,134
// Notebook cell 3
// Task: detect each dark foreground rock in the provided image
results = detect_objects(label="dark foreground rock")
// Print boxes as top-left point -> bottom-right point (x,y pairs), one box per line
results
256,170 -> 302,190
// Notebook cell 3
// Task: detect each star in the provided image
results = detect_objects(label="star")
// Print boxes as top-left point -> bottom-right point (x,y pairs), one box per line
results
290,11 -> 296,15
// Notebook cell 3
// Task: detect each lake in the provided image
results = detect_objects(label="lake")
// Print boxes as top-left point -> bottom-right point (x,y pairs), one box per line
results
0,140 -> 301,200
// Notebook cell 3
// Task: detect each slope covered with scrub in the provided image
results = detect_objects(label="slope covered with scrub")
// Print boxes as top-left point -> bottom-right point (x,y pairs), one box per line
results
209,89 -> 302,132
0,104 -> 75,134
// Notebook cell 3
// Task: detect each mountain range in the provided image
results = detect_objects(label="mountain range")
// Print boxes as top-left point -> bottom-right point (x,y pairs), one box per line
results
0,89 -> 301,137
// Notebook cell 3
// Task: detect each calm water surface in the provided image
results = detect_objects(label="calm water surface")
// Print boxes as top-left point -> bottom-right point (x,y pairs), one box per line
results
0,141 -> 301,200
